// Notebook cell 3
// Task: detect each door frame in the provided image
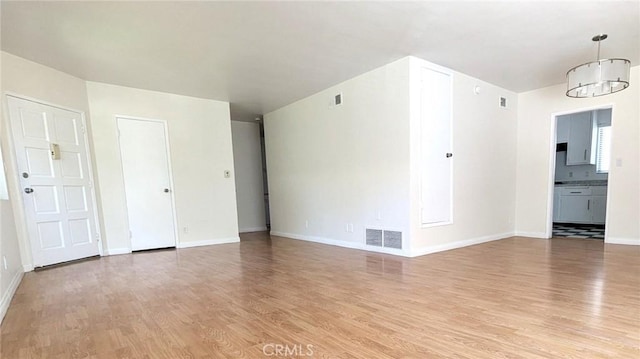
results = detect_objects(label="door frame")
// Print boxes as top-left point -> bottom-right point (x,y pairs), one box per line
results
115,115 -> 179,250
2,93 -> 104,269
546,103 -> 614,240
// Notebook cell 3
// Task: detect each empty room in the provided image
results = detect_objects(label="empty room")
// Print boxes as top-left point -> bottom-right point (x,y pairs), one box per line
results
1,1 -> 639,358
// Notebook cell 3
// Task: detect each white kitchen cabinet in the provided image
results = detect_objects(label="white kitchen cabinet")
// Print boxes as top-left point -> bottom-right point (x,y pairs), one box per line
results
592,196 -> 607,224
555,186 -> 607,225
556,115 -> 570,144
595,108 -> 612,127
559,193 -> 592,223
566,111 -> 595,165
553,187 -> 561,222
591,186 -> 608,224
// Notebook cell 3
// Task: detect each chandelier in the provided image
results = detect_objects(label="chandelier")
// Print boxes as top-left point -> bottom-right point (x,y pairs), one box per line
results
566,34 -> 630,98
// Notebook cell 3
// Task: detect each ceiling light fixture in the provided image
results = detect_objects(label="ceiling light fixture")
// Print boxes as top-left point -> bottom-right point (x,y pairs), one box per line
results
566,34 -> 630,98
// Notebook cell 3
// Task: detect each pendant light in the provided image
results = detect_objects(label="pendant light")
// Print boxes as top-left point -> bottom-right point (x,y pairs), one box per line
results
566,34 -> 630,98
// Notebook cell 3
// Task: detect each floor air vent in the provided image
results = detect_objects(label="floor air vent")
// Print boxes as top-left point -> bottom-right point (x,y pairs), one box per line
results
366,229 -> 383,247
366,228 -> 402,250
383,231 -> 402,249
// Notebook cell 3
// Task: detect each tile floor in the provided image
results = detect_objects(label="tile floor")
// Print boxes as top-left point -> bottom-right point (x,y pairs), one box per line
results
552,223 -> 605,240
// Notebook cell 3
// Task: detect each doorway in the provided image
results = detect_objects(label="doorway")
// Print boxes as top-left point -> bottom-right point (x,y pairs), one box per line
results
550,107 -> 611,240
117,117 -> 177,251
7,96 -> 101,267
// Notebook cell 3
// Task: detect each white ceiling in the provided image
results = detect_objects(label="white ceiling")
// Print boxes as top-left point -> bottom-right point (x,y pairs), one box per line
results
1,1 -> 639,121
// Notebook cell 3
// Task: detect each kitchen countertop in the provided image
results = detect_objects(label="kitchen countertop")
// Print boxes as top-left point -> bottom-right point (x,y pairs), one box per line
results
554,180 -> 608,187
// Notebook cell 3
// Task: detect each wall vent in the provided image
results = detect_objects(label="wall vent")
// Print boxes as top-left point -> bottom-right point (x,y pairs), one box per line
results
366,228 -> 382,247
383,230 -> 402,249
365,228 -> 402,250
499,96 -> 508,108
330,93 -> 343,107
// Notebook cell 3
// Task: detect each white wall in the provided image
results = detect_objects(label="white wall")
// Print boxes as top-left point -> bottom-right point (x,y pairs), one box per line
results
86,82 -> 239,252
0,195 -> 22,322
1,131 -> 22,321
408,57 -> 518,254
264,57 -> 412,255
231,121 -> 266,233
515,66 -> 639,244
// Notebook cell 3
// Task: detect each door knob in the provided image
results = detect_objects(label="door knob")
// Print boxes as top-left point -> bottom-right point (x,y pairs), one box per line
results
163,188 -> 170,193
24,187 -> 34,194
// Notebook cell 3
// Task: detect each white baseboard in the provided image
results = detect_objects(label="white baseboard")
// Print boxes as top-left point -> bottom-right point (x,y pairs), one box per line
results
606,237 -> 640,245
177,237 -> 240,249
23,264 -> 33,272
239,227 -> 268,233
0,270 -> 24,324
106,247 -> 132,256
270,231 -> 409,256
514,231 -> 548,239
410,232 -> 515,257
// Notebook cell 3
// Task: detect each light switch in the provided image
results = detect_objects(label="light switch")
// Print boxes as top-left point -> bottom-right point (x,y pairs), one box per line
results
616,158 -> 623,167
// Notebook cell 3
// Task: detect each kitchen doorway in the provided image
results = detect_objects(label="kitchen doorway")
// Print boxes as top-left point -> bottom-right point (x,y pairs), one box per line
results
549,107 -> 612,240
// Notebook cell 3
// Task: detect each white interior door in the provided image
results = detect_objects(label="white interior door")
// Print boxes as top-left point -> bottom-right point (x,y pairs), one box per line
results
420,67 -> 453,225
7,96 -> 100,267
118,118 -> 176,251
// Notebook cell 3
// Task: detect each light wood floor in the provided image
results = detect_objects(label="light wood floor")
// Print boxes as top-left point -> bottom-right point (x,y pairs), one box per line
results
1,234 -> 639,358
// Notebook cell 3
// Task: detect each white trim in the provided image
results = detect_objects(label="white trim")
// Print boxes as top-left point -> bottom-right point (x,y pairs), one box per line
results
177,237 -> 240,249
545,114 -> 559,239
605,237 -> 639,245
105,247 -> 131,256
421,220 -> 453,229
0,270 -> 24,324
23,264 -> 33,272
4,92 -> 86,113
514,231 -> 549,239
81,114 -> 105,258
161,117 -> 181,247
239,227 -> 268,233
270,231 -> 410,257
410,232 -> 515,257
550,104 -> 615,118
115,116 -> 180,250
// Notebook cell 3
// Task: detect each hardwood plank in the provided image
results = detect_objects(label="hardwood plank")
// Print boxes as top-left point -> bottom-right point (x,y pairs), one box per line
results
1,235 -> 638,358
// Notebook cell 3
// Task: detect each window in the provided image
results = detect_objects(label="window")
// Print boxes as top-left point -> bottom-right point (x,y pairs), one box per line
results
596,125 -> 612,173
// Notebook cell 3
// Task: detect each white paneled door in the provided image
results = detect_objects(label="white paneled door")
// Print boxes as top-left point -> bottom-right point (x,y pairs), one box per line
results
117,118 -> 176,251
7,96 -> 100,267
